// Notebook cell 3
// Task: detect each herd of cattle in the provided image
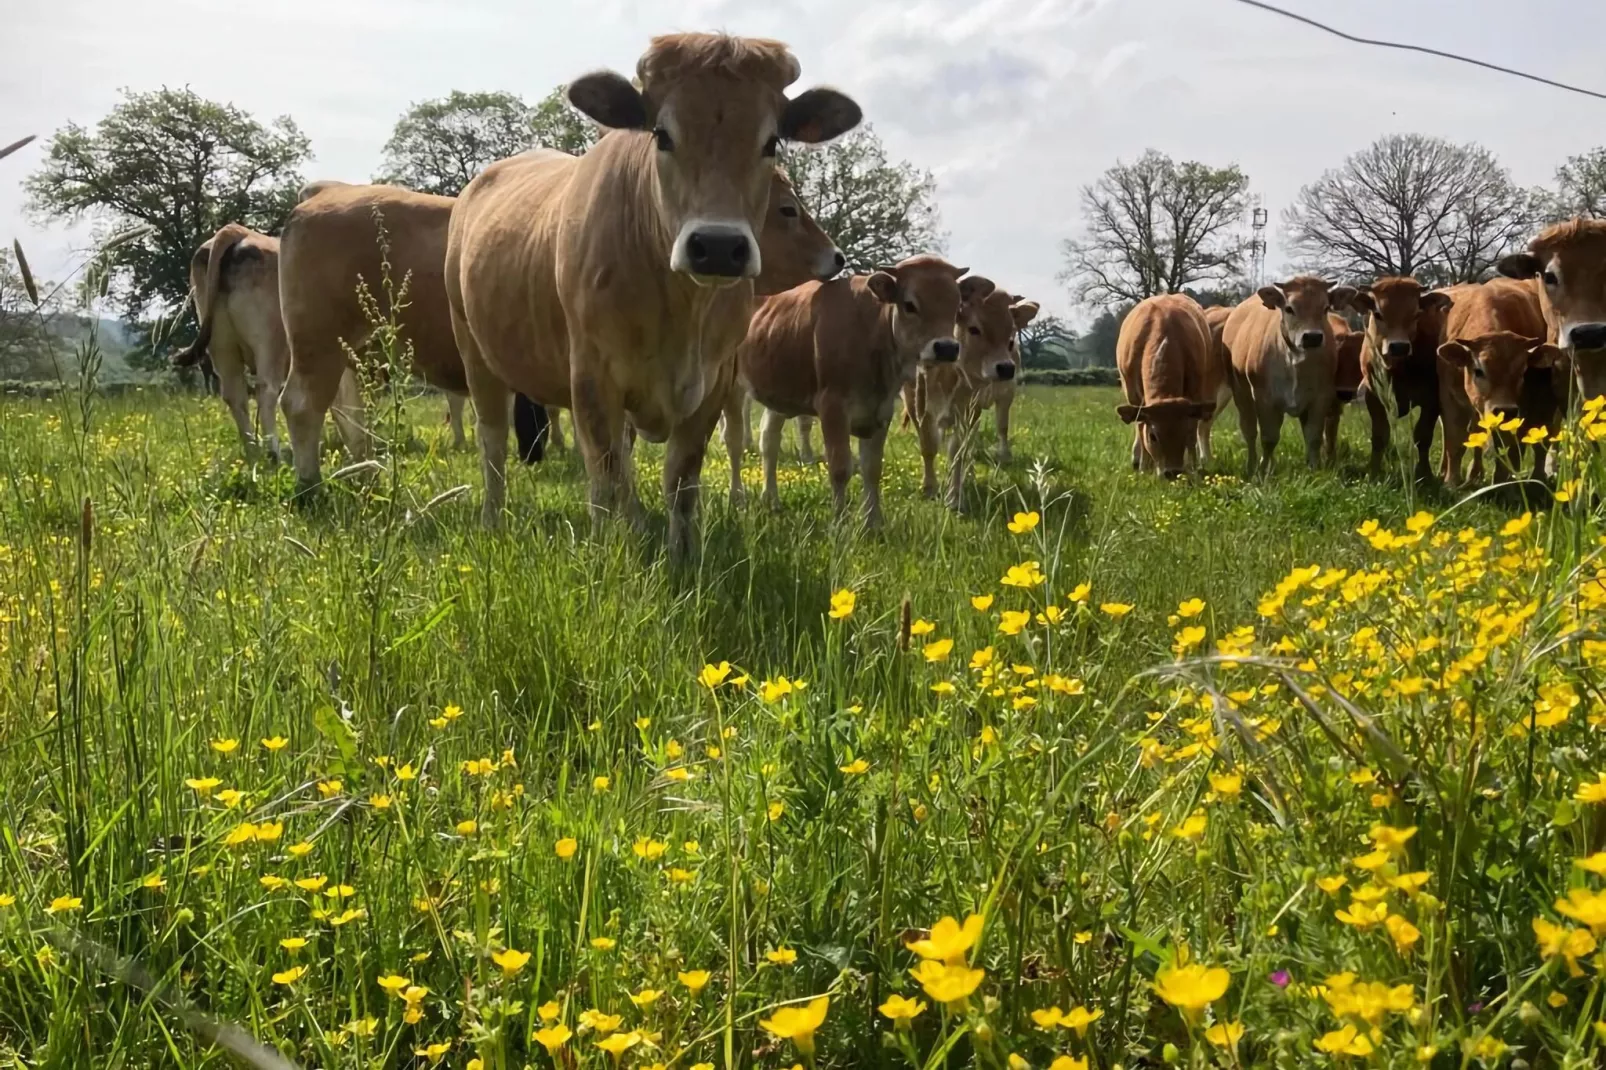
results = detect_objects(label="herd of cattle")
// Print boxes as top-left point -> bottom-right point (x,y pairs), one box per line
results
169,32 -> 1606,563
1119,221 -> 1606,486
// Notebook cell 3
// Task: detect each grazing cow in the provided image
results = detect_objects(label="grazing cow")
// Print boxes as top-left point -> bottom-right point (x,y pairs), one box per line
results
1349,277 -> 1453,481
904,283 -> 1038,507
446,34 -> 861,561
1499,217 -> 1606,399
738,255 -> 969,523
1223,276 -> 1357,475
279,183 -> 473,482
171,224 -> 289,458
1323,313 -> 1366,465
1194,304 -> 1236,466
1437,278 -> 1561,486
1114,293 -> 1215,479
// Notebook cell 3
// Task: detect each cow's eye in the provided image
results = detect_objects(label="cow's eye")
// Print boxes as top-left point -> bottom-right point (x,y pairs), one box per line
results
653,126 -> 675,152
762,134 -> 780,157
903,300 -> 918,315
1472,365 -> 1487,379
779,204 -> 799,219
1543,270 -> 1560,287
968,325 -> 981,336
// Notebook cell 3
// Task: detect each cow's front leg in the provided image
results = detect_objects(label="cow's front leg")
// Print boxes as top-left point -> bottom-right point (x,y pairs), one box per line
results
571,362 -> 643,535
663,389 -> 723,566
817,396 -> 853,516
858,423 -> 889,530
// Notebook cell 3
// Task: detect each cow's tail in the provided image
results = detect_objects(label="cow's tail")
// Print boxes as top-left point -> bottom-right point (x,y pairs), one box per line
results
172,223 -> 251,368
513,394 -> 550,464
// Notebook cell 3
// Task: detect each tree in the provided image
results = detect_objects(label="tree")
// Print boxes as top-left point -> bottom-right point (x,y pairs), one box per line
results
1073,305 -> 1132,369
1549,148 -> 1606,221
1016,314 -> 1076,370
781,125 -> 943,272
377,88 -> 598,197
0,247 -> 64,379
25,88 -> 309,344
1283,134 -> 1539,286
1058,150 -> 1249,310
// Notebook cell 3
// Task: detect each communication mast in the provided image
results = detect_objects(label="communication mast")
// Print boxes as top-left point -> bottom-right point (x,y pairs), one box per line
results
1249,198 -> 1268,287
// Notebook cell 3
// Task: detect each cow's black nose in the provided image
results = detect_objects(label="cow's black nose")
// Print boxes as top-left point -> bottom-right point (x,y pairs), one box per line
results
997,363 -> 1016,381
685,228 -> 751,277
932,338 -> 960,361
1386,340 -> 1411,358
1492,405 -> 1520,420
1300,331 -> 1325,350
1571,323 -> 1606,350
833,251 -> 846,271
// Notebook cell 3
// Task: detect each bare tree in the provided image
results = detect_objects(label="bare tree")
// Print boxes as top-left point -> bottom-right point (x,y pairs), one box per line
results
1548,148 -> 1606,221
1284,134 -> 1538,286
1058,150 -> 1249,309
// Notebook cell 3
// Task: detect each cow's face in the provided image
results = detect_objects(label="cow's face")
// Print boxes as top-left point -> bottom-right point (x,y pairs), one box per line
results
1117,398 -> 1214,480
754,168 -> 843,296
1332,318 -> 1365,404
1438,331 -> 1562,418
1500,220 -> 1606,399
1354,278 -> 1453,372
1258,277 -> 1357,361
956,283 -> 1038,384
867,256 -> 966,365
568,34 -> 861,286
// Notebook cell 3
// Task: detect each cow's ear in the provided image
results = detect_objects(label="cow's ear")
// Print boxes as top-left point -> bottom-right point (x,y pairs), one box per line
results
1530,342 -> 1565,368
1421,290 -> 1454,314
1438,341 -> 1474,367
959,275 -> 996,304
1351,289 -> 1377,315
1011,300 -> 1041,329
569,71 -> 648,130
1190,400 -> 1216,420
1257,285 -> 1286,310
1117,404 -> 1141,424
867,271 -> 900,304
781,88 -> 862,144
1498,253 -> 1543,280
1328,285 -> 1359,311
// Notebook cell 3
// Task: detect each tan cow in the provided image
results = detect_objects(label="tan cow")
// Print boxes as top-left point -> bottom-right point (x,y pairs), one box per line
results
1223,276 -> 1357,475
279,183 -> 467,484
1499,217 -> 1606,398
171,224 -> 289,458
445,34 -> 860,561
1114,294 -> 1215,479
736,256 -> 969,523
903,284 -> 1038,507
1323,313 -> 1365,465
1193,305 -> 1236,465
1437,279 -> 1562,486
1351,277 -> 1454,480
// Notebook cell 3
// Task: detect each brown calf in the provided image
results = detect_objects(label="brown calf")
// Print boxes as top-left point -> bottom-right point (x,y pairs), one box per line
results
446,34 -> 861,561
1323,313 -> 1366,465
1115,294 -> 1215,479
1224,276 -> 1358,475
1438,279 -> 1562,486
904,285 -> 1039,508
738,255 -> 969,525
1350,277 -> 1453,480
1499,217 -> 1606,399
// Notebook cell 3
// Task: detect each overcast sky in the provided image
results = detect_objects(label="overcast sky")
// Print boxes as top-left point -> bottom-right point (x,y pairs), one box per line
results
5,0 -> 1606,322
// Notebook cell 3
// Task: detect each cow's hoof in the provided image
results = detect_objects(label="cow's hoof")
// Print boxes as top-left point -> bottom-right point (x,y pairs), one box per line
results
920,484 -> 938,500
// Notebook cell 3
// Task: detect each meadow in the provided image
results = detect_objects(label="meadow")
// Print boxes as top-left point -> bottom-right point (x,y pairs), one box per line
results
0,379 -> 1602,1070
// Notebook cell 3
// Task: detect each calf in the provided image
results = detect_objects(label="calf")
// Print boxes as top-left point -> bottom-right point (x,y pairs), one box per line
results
1194,305 -> 1236,466
904,284 -> 1039,508
1438,279 -> 1561,486
1350,277 -> 1453,481
1323,313 -> 1365,465
1499,217 -> 1606,400
1223,276 -> 1357,476
739,255 -> 969,525
1114,293 -> 1215,479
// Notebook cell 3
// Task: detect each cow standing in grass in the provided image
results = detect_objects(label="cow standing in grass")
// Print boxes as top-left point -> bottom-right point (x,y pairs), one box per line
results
1350,277 -> 1453,482
1115,293 -> 1216,480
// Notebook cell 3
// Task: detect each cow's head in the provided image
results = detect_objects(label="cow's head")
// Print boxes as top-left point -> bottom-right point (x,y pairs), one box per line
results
1438,331 -> 1563,419
867,255 -> 967,365
754,167 -> 844,296
1117,397 -> 1215,480
1352,276 -> 1454,373
568,34 -> 861,286
1499,218 -> 1606,399
956,282 -> 1038,384
1257,276 -> 1358,361
1330,314 -> 1365,404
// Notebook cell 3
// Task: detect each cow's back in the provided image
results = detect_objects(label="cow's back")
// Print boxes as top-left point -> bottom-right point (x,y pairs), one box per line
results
1444,278 -> 1547,341
281,183 -> 464,392
1225,297 -> 1282,384
741,280 -> 862,418
1118,294 -> 1210,405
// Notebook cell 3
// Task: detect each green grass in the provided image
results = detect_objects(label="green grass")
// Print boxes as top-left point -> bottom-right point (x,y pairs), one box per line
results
0,381 -> 1598,1069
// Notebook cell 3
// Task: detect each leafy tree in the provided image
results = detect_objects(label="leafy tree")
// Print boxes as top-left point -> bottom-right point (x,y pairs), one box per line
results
377,87 -> 598,197
1548,148 -> 1606,221
1073,305 -> 1131,369
1059,150 -> 1249,310
25,87 -> 309,354
782,125 -> 943,272
1016,314 -> 1076,370
1283,134 -> 1539,286
0,246 -> 64,379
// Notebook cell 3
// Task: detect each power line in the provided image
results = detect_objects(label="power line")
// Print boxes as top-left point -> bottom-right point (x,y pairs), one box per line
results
1226,0 -> 1606,102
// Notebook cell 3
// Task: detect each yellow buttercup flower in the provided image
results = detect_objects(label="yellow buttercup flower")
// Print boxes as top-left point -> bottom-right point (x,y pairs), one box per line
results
272,965 -> 307,985
678,969 -> 711,993
1062,1005 -> 1102,1037
923,638 -> 954,663
491,948 -> 530,977
698,662 -> 732,689
1204,1021 -> 1244,1048
1100,602 -> 1134,618
210,738 -> 239,755
555,837 -> 578,860
1153,961 -> 1229,1018
590,936 -> 617,951
280,937 -> 308,952
971,595 -> 995,612
1048,1058 -> 1087,1070
909,959 -> 985,1005
906,914 -> 983,964
766,946 -> 797,965
47,895 -> 83,915
828,589 -> 856,619
880,993 -> 927,1026
910,618 -> 936,636
595,1031 -> 641,1058
629,988 -> 662,1008
759,995 -> 829,1056
1315,1025 -> 1373,1056
1002,561 -> 1046,588
1176,597 -> 1205,618
261,736 -> 289,751
1208,772 -> 1242,797
185,777 -> 221,795
839,758 -> 870,775
1008,510 -> 1040,534
534,1025 -> 571,1053
999,611 -> 1031,636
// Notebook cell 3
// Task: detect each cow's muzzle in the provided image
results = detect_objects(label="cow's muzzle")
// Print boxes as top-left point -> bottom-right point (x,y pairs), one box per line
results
672,221 -> 759,281
1300,331 -> 1325,350
995,363 -> 1017,382
1568,323 -> 1606,351
1386,340 -> 1411,359
926,338 -> 960,363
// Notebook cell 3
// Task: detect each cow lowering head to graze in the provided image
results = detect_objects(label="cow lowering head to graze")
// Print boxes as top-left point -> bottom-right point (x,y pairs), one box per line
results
736,255 -> 967,526
1194,304 -> 1236,467
1350,276 -> 1453,480
1222,276 -> 1357,476
1500,218 -> 1606,399
904,280 -> 1038,508
1436,278 -> 1560,487
1114,294 -> 1214,480
446,34 -> 861,563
